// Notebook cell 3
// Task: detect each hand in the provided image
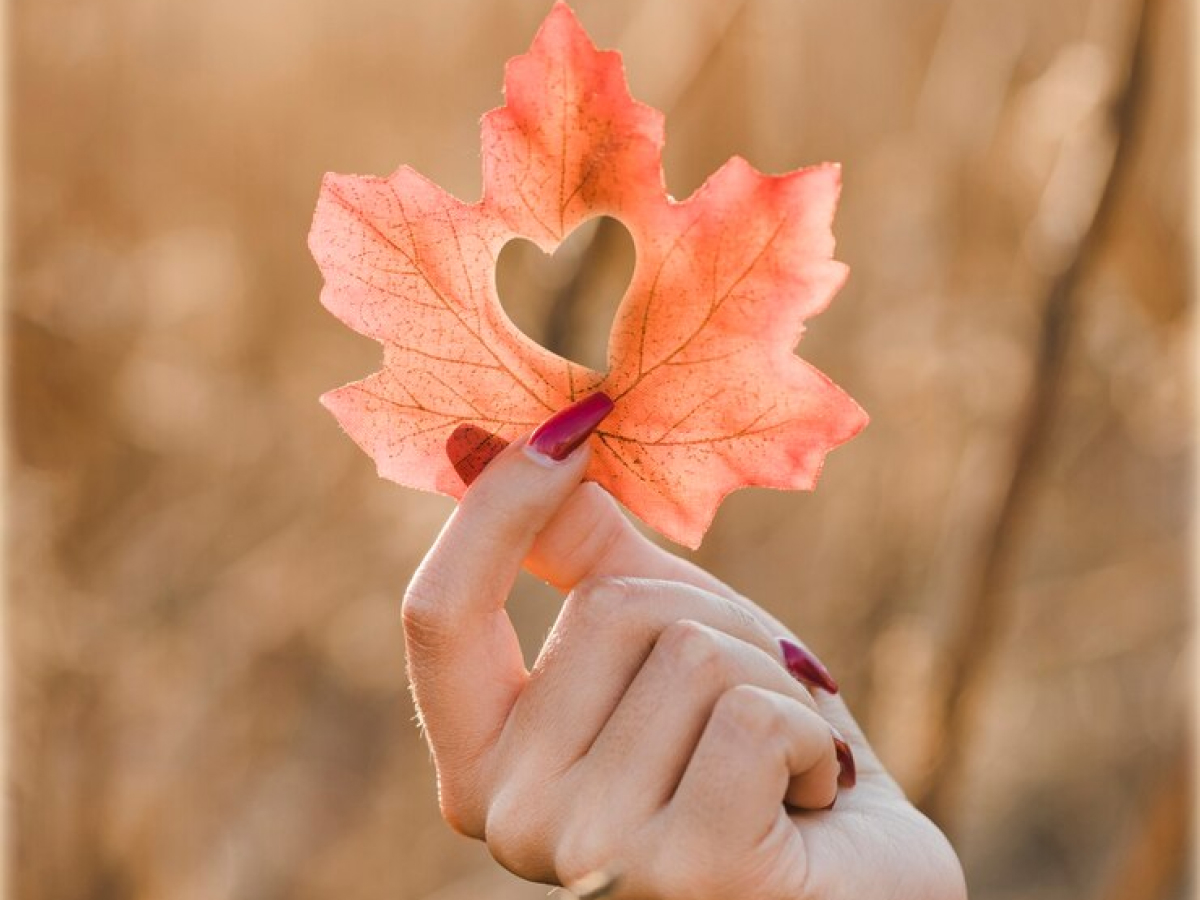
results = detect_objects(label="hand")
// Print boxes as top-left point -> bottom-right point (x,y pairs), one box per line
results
402,397 -> 966,899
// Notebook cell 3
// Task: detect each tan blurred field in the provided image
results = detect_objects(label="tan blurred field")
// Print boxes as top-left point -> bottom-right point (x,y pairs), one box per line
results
9,0 -> 1191,898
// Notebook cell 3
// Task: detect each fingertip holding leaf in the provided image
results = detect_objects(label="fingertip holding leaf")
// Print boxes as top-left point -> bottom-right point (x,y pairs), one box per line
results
311,1 -> 867,547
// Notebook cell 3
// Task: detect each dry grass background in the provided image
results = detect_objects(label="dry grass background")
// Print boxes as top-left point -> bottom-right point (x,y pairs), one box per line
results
9,0 -> 1192,898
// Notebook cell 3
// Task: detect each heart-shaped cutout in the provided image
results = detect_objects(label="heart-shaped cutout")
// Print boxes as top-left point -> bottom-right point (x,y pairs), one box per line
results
495,216 -> 635,372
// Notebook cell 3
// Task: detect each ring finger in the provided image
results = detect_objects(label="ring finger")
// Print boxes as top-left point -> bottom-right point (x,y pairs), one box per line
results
576,620 -> 839,821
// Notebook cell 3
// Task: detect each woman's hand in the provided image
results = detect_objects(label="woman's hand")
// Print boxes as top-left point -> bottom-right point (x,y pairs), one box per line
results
402,399 -> 966,899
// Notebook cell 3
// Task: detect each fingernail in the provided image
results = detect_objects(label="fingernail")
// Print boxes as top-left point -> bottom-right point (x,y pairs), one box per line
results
831,728 -> 856,789
526,392 -> 614,462
778,638 -> 839,694
446,424 -> 510,486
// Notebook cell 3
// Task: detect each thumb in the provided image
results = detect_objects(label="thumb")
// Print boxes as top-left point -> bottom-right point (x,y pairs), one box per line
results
402,392 -> 613,834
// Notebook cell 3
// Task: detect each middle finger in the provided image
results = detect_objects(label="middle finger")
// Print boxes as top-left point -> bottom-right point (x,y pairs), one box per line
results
577,620 -> 836,819
499,577 -> 808,773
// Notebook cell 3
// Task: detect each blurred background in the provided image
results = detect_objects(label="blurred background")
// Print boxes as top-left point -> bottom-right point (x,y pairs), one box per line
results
9,0 -> 1192,897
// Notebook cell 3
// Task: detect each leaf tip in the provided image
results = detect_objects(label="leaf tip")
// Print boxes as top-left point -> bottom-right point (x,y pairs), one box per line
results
318,386 -> 347,417
806,160 -> 844,194
534,0 -> 592,54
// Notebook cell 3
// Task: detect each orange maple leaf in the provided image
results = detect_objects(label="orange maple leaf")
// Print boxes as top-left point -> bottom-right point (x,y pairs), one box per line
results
310,2 -> 867,548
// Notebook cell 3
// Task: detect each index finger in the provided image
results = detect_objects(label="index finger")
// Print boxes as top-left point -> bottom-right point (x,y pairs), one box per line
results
403,394 -> 613,833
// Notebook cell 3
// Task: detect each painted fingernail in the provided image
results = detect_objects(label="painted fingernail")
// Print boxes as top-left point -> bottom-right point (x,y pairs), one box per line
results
526,392 -> 614,462
446,423 -> 510,486
778,638 -> 839,694
831,728 -> 857,789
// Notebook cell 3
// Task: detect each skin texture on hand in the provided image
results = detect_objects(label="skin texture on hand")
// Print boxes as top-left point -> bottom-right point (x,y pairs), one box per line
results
401,400 -> 967,900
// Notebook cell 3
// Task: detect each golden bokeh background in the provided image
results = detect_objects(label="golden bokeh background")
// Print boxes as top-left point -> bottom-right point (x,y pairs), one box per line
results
10,0 -> 1191,897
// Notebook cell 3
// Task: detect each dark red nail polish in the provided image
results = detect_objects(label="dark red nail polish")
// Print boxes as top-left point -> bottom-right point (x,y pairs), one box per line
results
527,392 -> 614,461
832,729 -> 857,789
778,638 -> 839,694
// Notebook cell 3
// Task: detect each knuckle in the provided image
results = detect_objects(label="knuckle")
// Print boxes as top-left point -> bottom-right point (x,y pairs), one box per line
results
430,745 -> 497,839
401,574 -> 450,647
484,788 -> 546,876
435,775 -> 486,839
711,685 -> 785,743
563,576 -> 631,627
655,620 -> 727,677
716,593 -> 774,638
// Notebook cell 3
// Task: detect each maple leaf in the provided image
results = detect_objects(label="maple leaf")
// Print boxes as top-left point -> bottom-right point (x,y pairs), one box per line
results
310,1 -> 867,548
